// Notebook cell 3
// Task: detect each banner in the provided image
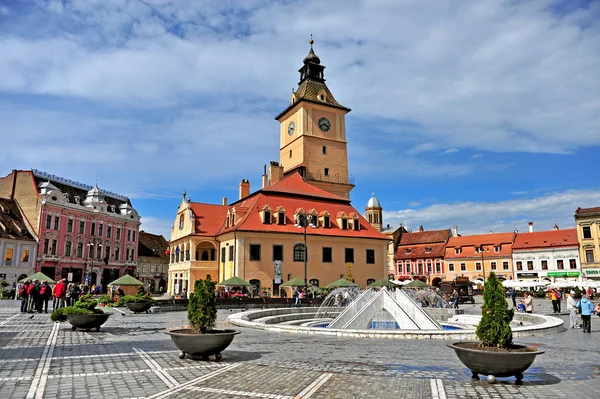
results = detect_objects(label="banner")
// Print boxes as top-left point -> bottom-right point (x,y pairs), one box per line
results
274,261 -> 282,284
346,263 -> 353,280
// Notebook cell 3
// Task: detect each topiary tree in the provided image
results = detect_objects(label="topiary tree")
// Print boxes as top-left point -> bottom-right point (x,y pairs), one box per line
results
476,272 -> 514,348
188,275 -> 217,333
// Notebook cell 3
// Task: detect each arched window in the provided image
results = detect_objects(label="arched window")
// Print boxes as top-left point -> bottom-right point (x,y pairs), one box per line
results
293,244 -> 306,262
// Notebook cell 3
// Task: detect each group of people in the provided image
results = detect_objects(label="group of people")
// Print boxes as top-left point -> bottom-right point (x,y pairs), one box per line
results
18,279 -> 84,314
566,291 -> 600,333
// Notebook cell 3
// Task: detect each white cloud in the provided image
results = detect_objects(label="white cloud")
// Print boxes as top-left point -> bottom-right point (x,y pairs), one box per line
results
0,0 -> 597,154
383,189 -> 600,235
140,216 -> 173,240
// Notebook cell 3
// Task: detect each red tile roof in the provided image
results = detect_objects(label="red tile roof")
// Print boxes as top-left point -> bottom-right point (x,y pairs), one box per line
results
445,232 -> 515,259
398,229 -> 451,245
394,243 -> 446,260
188,203 -> 229,236
575,206 -> 600,216
512,229 -> 578,250
0,197 -> 35,241
259,173 -> 347,202
138,231 -> 169,259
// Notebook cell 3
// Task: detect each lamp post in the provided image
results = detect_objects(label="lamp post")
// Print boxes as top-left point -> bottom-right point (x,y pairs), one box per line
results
294,214 -> 315,287
479,245 -> 486,284
87,239 -> 102,287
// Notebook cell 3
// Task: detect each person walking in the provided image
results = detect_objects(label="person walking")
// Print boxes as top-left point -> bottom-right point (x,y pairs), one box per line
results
556,289 -> 562,313
577,294 -> 595,333
567,290 -> 580,329
27,280 -> 39,313
550,289 -> 558,313
451,289 -> 459,309
522,292 -> 533,314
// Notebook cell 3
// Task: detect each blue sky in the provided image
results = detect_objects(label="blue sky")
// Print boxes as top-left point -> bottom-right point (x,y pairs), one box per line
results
1,0 -> 599,239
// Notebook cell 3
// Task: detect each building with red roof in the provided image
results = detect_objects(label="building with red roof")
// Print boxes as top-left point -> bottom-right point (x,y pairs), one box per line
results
512,225 -> 580,283
574,207 -> 600,280
445,231 -> 516,284
393,227 -> 451,286
167,41 -> 391,296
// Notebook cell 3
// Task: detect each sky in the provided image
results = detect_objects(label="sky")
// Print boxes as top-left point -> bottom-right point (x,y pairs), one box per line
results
1,0 -> 599,239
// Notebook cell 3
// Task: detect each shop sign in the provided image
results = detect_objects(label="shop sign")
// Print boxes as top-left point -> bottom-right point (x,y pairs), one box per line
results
567,271 -> 580,277
547,271 -> 567,277
584,269 -> 600,276
518,273 -> 538,277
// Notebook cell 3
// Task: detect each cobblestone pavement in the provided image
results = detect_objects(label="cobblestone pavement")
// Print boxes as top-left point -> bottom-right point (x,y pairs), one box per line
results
0,298 -> 598,398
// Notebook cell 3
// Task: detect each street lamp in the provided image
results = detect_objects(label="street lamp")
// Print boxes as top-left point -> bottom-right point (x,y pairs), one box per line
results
87,239 -> 102,287
294,214 -> 316,287
479,245 -> 486,284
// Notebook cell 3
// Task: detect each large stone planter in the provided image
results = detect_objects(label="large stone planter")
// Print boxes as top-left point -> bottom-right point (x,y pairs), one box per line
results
447,341 -> 544,382
67,313 -> 111,331
126,302 -> 153,313
165,329 -> 240,361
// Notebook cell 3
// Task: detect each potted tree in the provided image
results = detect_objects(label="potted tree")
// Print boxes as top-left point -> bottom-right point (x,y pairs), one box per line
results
165,276 -> 240,360
447,272 -> 545,383
51,294 -> 111,331
118,286 -> 155,313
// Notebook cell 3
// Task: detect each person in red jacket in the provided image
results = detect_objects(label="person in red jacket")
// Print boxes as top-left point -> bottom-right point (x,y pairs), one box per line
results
54,279 -> 67,309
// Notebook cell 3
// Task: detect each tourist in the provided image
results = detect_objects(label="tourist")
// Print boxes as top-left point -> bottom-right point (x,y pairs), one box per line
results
556,289 -> 562,313
510,288 -> 517,308
550,289 -> 558,313
577,294 -> 595,333
181,288 -> 187,299
19,281 -> 30,313
27,280 -> 39,313
54,279 -> 67,309
587,287 -> 594,300
39,281 -> 52,313
68,283 -> 81,305
451,289 -> 459,309
522,292 -> 533,314
567,290 -> 580,328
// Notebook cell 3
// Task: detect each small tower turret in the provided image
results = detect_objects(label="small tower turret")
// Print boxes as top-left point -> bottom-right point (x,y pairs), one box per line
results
365,192 -> 383,231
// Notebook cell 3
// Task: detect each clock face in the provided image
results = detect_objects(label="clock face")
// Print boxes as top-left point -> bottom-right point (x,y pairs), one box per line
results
288,121 -> 295,136
318,117 -> 331,132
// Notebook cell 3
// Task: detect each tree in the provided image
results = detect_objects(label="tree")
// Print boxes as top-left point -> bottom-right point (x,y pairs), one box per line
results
188,275 -> 217,333
475,272 -> 514,348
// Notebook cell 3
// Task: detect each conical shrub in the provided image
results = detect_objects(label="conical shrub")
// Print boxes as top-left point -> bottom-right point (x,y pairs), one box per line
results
475,272 -> 514,348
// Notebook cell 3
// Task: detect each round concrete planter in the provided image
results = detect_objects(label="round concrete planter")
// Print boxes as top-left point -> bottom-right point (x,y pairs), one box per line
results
447,341 -> 544,382
125,302 -> 153,313
67,313 -> 111,331
165,329 -> 240,361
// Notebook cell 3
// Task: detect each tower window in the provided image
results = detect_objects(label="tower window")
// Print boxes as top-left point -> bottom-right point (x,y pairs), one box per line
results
289,150 -> 292,158
322,146 -> 327,155
320,94 -> 325,101
324,168 -> 329,176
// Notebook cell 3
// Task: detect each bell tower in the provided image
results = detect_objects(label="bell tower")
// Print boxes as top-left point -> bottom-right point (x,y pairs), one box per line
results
365,193 -> 383,231
274,36 -> 354,200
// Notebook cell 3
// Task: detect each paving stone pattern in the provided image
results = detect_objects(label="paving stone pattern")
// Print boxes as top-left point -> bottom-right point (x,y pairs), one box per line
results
0,297 -> 598,398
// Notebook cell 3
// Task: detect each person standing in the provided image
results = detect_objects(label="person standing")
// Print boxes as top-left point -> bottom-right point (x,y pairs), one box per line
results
27,280 -> 39,313
19,281 -> 30,313
577,294 -> 595,333
567,290 -> 580,329
54,279 -> 67,309
522,292 -> 533,314
556,289 -> 562,313
510,288 -> 517,308
550,289 -> 558,313
39,281 -> 52,313
452,289 -> 459,309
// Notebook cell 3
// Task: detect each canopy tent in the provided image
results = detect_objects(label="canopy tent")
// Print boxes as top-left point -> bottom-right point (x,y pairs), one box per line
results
578,280 -> 600,288
107,274 -> 144,296
548,280 -> 577,289
502,280 -> 519,288
367,279 -> 397,288
403,279 -> 430,288
280,277 -> 308,287
18,272 -> 56,284
217,276 -> 252,287
325,278 -> 358,288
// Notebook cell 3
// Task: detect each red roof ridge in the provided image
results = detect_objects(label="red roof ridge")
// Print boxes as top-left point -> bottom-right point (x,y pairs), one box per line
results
259,173 -> 348,202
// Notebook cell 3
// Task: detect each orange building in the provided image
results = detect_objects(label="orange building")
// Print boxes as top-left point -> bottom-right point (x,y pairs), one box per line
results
393,228 -> 451,286
167,39 -> 390,295
444,232 -> 516,283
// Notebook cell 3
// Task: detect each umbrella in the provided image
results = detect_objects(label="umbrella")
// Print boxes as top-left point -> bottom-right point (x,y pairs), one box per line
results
280,277 -> 308,287
18,272 -> 56,284
367,279 -> 397,288
217,276 -> 252,287
403,280 -> 430,288
325,278 -> 358,288
548,280 -> 575,289
502,280 -> 519,288
107,274 -> 144,286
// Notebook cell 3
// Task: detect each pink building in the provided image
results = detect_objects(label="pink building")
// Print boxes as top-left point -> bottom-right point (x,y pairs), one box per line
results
0,169 -> 141,287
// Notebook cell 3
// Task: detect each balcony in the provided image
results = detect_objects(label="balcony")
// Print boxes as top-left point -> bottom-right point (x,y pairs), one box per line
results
41,254 -> 60,262
190,260 -> 218,269
125,261 -> 137,266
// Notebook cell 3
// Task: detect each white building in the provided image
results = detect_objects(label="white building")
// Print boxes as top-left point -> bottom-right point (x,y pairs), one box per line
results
0,198 -> 37,286
512,226 -> 581,283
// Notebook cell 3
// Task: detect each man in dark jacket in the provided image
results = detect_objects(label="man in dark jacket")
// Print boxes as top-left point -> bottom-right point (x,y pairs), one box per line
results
39,281 -> 52,313
19,281 -> 30,313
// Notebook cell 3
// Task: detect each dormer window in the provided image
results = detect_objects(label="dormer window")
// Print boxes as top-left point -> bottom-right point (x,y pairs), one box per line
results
494,245 -> 501,252
405,248 -> 412,254
263,211 -> 271,224
341,218 -> 348,230
225,216 -> 230,228
323,215 -> 330,228
260,205 -> 273,224
425,247 -> 432,253
231,214 -> 235,225
278,212 -> 285,225
353,220 -> 360,231
455,248 -> 462,255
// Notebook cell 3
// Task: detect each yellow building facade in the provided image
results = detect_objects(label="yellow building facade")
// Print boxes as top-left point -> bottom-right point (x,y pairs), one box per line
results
575,207 -> 600,280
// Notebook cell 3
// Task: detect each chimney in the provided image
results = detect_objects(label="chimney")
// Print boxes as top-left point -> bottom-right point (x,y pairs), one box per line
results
239,179 -> 250,200
418,225 -> 424,232
222,197 -> 227,206
554,223 -> 559,230
10,169 -> 17,200
262,164 -> 268,189
453,225 -> 459,237
268,161 -> 284,186
528,222 -> 534,233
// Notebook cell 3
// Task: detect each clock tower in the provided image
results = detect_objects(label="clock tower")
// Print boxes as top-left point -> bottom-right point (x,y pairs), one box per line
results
275,37 -> 354,200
